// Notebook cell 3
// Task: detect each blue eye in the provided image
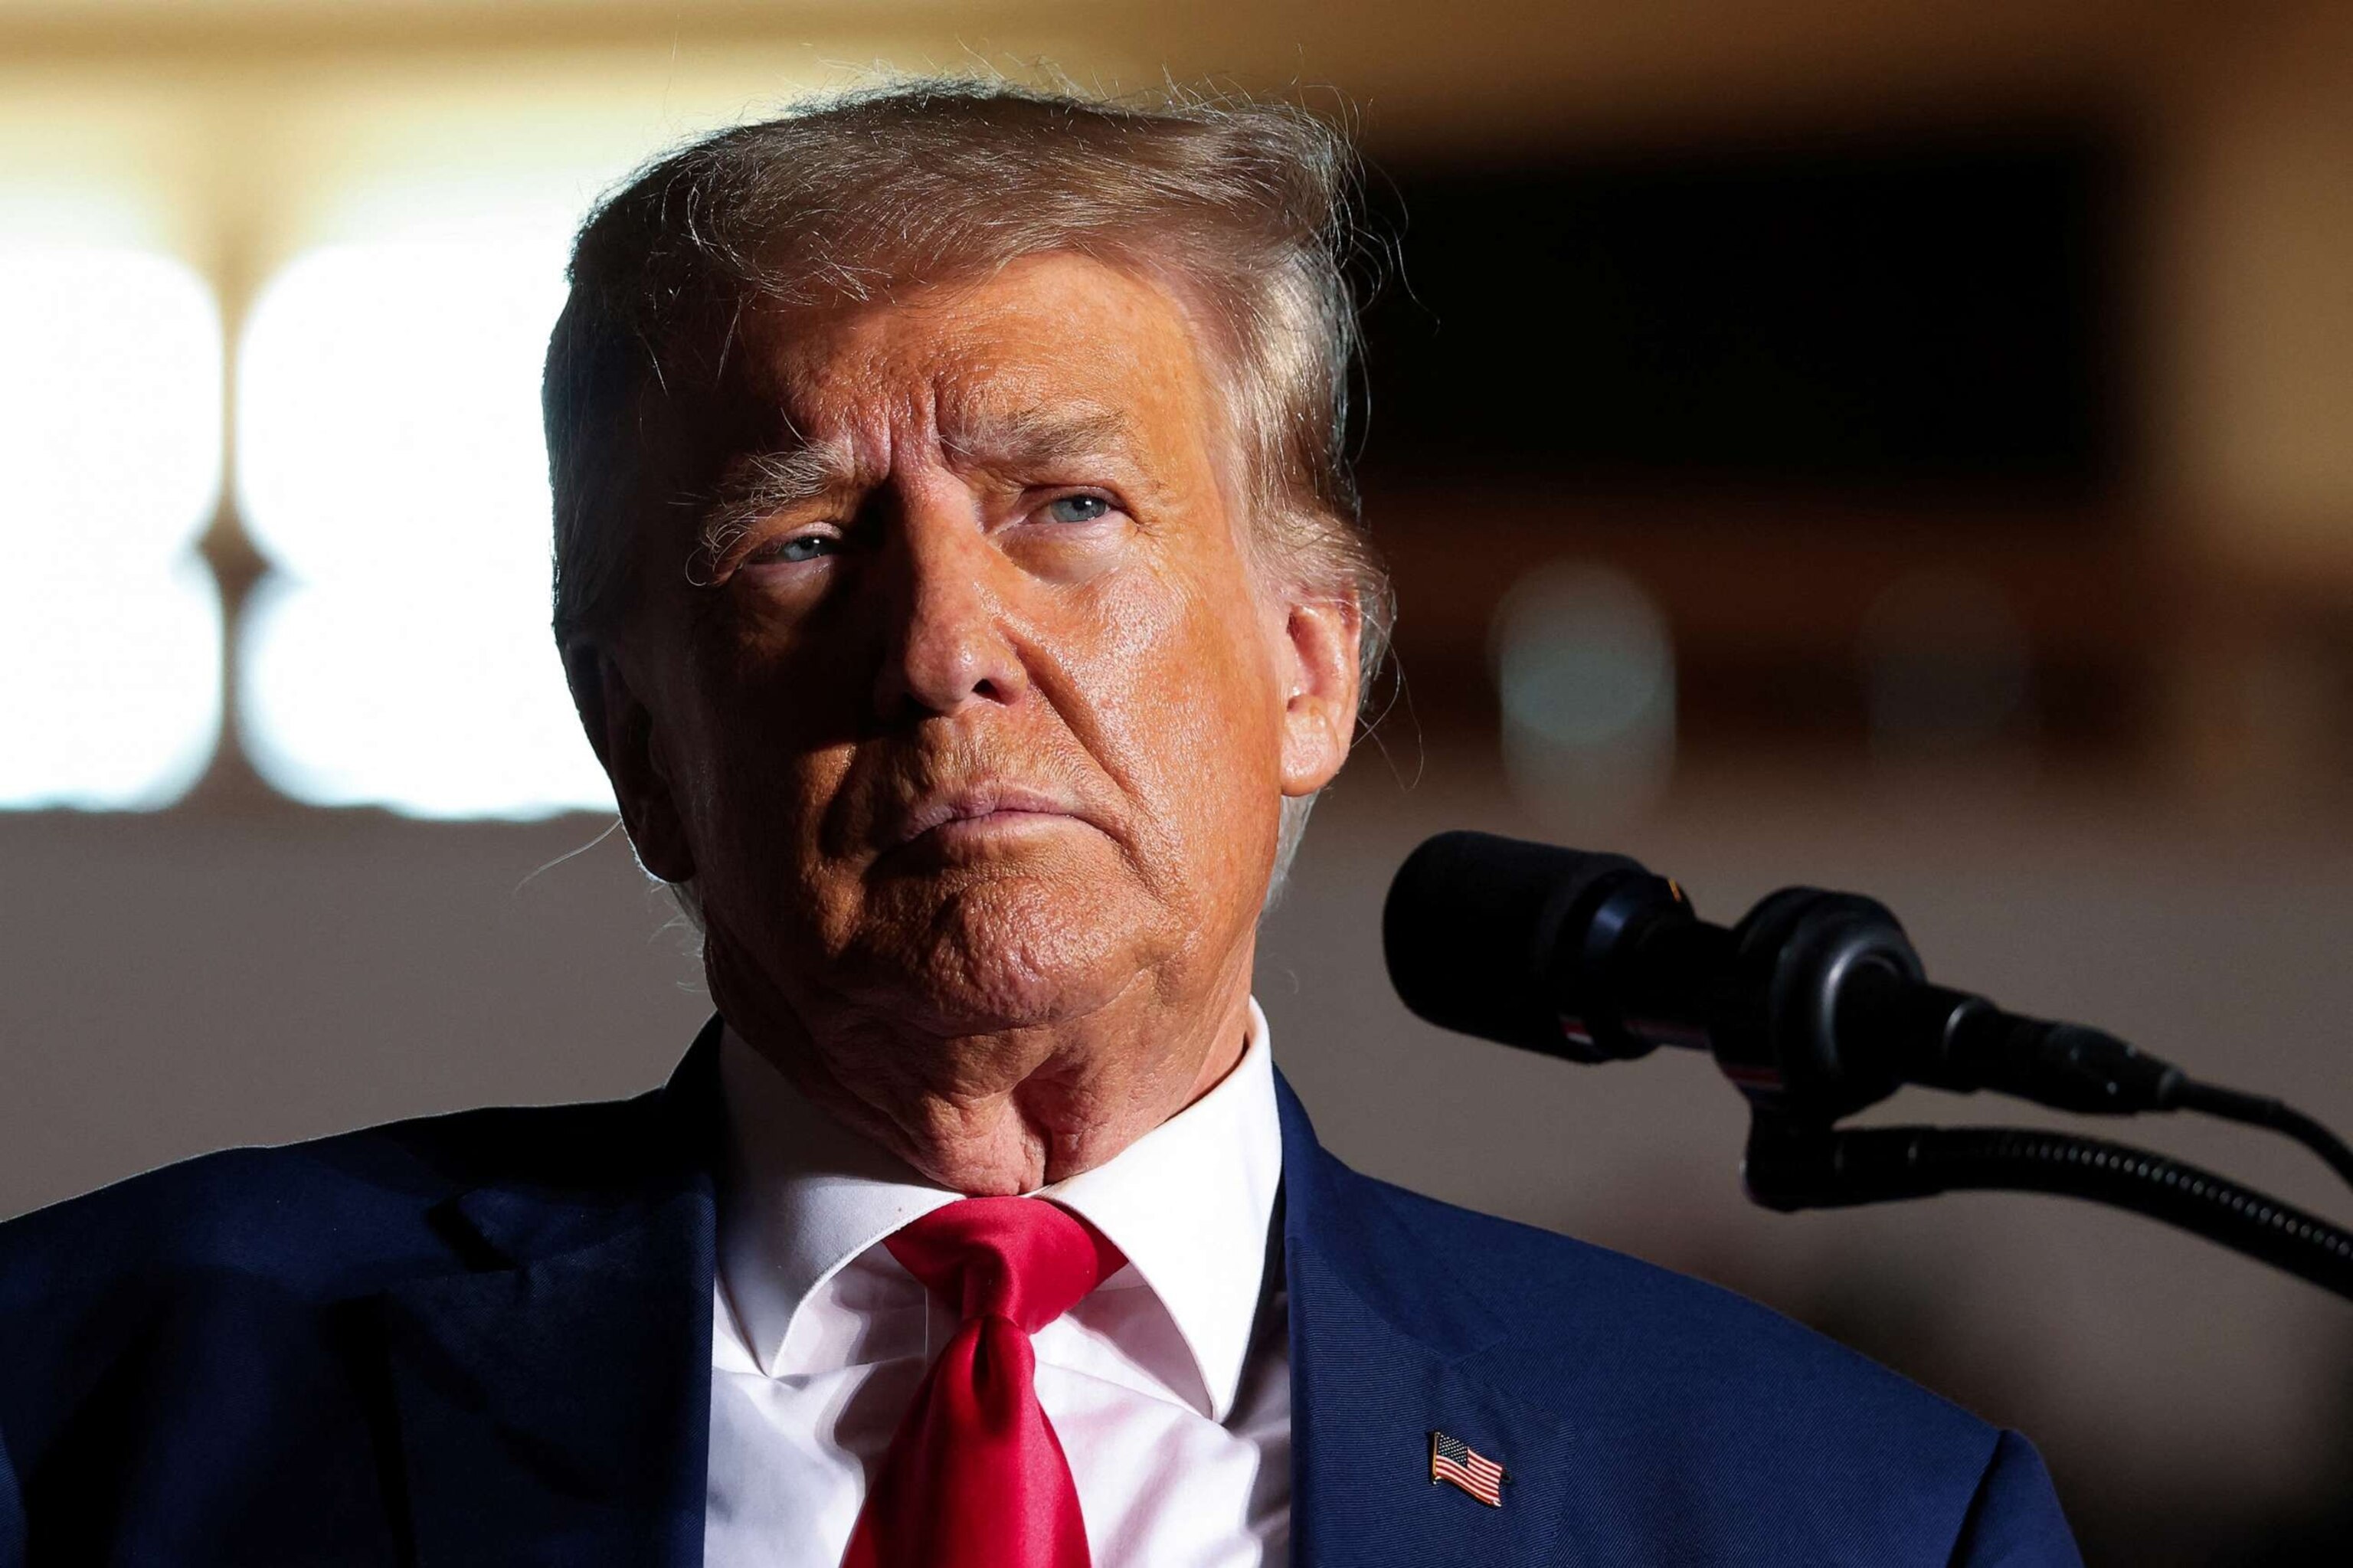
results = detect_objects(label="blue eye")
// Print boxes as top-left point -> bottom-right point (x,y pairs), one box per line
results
753,533 -> 836,565
1043,495 -> 1112,524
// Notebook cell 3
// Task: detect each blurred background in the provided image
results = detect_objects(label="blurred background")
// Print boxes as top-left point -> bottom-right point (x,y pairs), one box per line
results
2,0 -> 2350,1559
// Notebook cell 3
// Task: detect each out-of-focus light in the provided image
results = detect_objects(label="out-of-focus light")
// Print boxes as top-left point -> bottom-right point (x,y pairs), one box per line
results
239,572 -> 602,817
237,236 -> 563,584
1858,570 -> 2033,758
236,229 -> 611,818
0,244 -> 224,809
1492,563 -> 1676,829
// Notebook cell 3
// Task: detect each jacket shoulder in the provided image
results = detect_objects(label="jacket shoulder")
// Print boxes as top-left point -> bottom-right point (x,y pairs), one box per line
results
1295,1147 -> 2073,1563
1344,1163 -> 1989,1439
0,1092 -> 667,1498
0,1090 -> 656,1308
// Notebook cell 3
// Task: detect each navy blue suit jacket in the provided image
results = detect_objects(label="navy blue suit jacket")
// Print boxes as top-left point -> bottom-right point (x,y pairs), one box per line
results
0,1020 -> 2079,1565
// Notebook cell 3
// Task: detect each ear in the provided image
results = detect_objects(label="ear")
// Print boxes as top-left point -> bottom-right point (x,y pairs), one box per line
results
1274,591 -> 1363,797
565,640 -> 698,885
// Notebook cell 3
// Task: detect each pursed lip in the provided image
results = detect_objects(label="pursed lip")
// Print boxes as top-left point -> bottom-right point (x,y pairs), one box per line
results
886,783 -> 1090,847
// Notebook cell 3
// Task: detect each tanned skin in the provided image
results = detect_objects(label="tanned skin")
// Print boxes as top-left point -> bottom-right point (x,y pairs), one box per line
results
574,253 -> 1361,1195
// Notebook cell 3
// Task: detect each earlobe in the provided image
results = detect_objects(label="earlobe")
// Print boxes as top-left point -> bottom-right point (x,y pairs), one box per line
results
1276,594 -> 1363,797
568,643 -> 698,885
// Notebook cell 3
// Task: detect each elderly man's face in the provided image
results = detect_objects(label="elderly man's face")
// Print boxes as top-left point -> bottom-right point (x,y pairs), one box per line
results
597,254 -> 1356,1091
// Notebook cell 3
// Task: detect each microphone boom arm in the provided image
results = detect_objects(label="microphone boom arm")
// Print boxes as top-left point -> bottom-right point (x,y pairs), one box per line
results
1744,1115 -> 2353,1301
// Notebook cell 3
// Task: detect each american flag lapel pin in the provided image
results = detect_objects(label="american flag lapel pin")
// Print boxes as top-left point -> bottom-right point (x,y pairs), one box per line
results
1428,1429 -> 1509,1507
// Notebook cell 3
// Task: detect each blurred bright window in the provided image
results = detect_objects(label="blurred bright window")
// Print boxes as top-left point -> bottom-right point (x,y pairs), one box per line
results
0,241 -> 224,810
237,214 -> 613,818
0,66 -> 848,820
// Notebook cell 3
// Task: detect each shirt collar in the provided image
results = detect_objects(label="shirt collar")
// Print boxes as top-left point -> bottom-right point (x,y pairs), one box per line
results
1037,998 -> 1282,1421
716,1000 -> 1283,1422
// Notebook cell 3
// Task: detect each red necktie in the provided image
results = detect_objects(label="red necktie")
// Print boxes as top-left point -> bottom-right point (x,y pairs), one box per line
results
840,1196 -> 1127,1568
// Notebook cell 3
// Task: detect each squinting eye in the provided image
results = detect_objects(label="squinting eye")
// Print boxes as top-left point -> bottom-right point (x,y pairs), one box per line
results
1042,495 -> 1112,525
751,534 -> 836,565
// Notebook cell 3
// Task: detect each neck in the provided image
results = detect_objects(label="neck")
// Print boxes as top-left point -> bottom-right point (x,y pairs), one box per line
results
709,938 -> 1258,1195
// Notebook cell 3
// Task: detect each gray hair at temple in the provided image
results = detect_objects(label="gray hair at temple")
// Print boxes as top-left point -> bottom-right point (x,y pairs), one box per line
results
542,79 -> 1395,909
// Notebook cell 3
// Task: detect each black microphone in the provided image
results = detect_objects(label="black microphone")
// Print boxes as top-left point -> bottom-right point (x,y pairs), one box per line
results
1383,830 -> 2186,1122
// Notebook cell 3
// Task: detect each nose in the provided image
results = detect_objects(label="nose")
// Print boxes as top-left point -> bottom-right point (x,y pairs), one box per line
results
869,481 -> 1027,722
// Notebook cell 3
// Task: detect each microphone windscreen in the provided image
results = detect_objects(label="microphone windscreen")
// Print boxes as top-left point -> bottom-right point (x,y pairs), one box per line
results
1382,830 -> 1648,1052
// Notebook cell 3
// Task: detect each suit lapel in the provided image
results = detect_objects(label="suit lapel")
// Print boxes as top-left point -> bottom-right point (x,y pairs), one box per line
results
372,1037 -> 1583,1566
380,1025 -> 724,1568
1277,1071 -> 1580,1568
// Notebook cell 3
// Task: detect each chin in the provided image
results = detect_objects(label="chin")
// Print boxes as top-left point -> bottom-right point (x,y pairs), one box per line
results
849,870 -> 1159,1034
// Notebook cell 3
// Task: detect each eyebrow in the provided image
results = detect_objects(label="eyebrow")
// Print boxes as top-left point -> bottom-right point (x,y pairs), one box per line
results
694,405 -> 1141,562
938,405 -> 1137,471
695,435 -> 866,563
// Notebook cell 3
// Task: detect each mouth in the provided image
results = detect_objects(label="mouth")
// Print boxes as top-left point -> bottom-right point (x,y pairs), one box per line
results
887,784 -> 1089,851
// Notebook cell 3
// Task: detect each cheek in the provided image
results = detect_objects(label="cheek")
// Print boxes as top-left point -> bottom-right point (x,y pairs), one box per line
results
677,637 -> 858,906
1072,555 -> 1286,886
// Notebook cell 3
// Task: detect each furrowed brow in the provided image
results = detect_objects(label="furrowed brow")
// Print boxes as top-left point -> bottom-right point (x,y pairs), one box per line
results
695,435 -> 865,561
940,406 -> 1137,472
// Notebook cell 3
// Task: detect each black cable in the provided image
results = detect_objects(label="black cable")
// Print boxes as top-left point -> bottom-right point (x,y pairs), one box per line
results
1743,1119 -> 2353,1302
2168,1078 -> 2353,1193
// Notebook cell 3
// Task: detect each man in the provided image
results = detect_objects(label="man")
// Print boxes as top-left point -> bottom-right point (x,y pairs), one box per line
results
0,84 -> 2079,1566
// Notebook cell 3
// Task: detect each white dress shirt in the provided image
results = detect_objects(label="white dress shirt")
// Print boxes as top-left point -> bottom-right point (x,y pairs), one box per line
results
705,1000 -> 1291,1568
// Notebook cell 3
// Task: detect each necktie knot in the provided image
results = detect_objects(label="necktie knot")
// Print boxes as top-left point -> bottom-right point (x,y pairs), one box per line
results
844,1196 -> 1121,1568
885,1196 -> 1124,1333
